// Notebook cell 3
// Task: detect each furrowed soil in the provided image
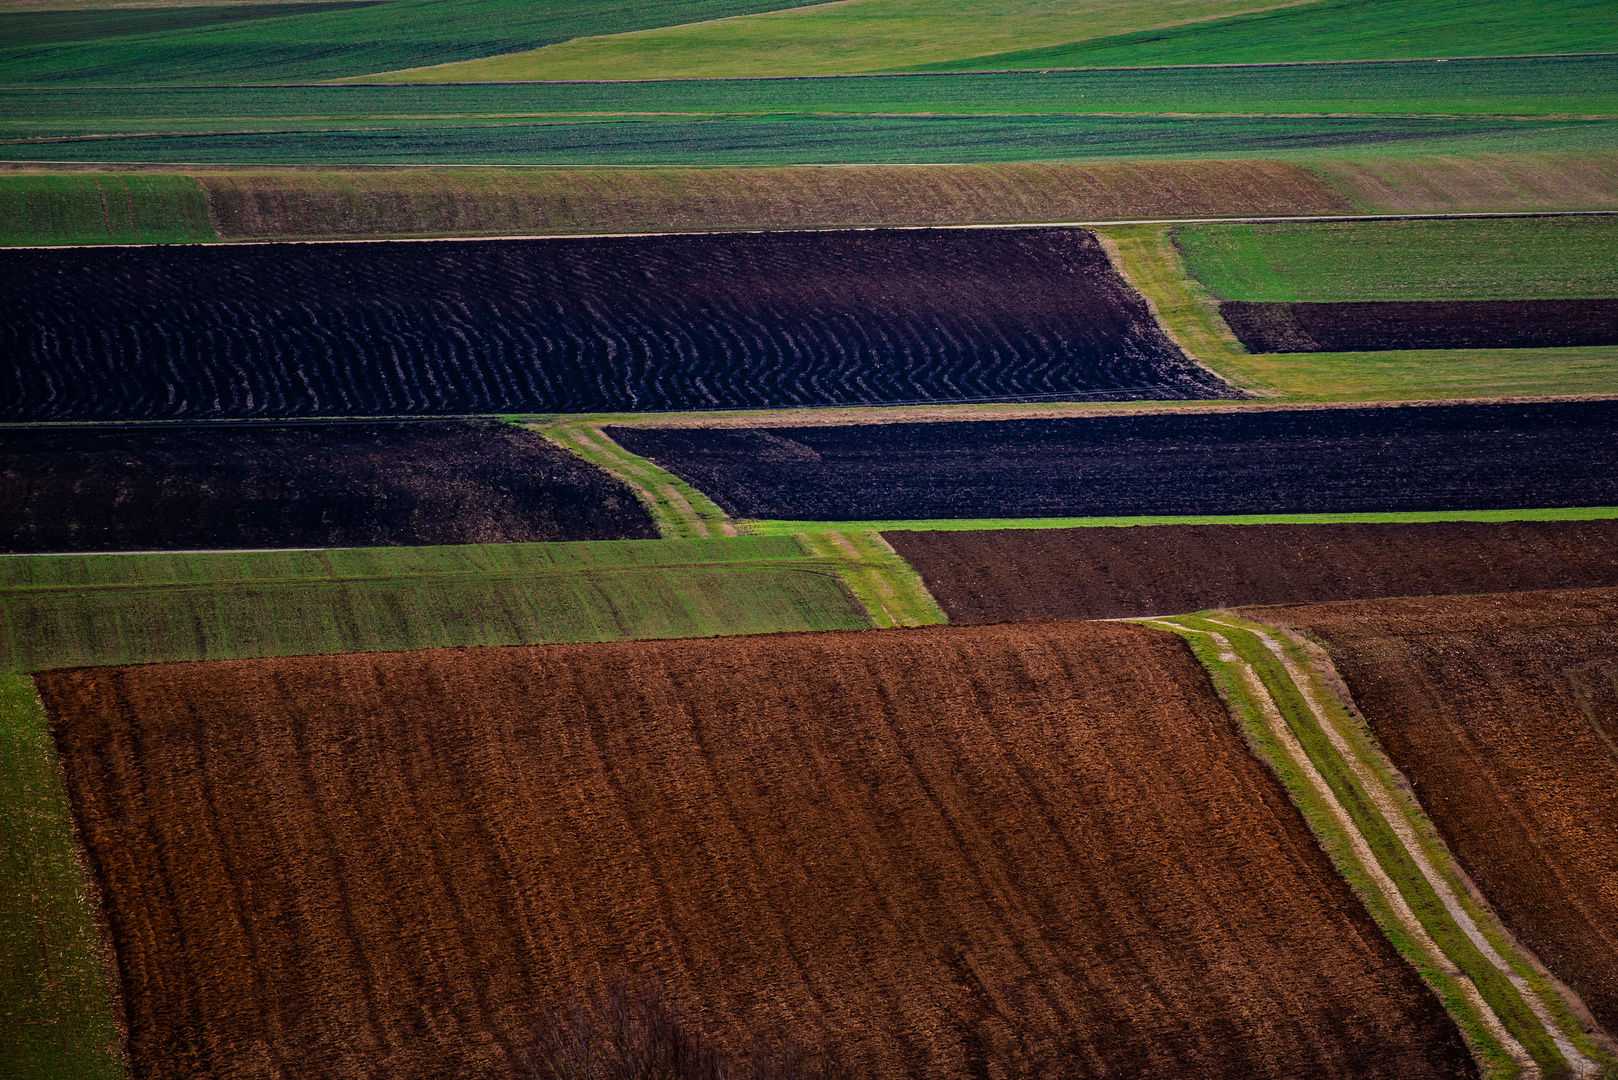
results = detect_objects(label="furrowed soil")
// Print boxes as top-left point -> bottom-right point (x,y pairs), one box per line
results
37,622 -> 1476,1080
610,401 -> 1618,521
1259,588 -> 1618,1033
0,421 -> 655,552
1221,299 -> 1618,353
0,229 -> 1233,420
885,520 -> 1618,622
193,161 -> 1348,240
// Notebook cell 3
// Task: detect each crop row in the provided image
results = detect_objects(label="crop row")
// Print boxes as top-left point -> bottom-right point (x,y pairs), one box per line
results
0,229 -> 1235,420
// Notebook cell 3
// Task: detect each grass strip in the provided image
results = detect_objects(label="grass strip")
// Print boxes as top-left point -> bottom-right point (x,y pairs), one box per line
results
792,530 -> 946,630
0,537 -> 875,672
0,174 -> 215,246
0,672 -> 124,1079
741,506 -> 1618,535
532,421 -> 734,540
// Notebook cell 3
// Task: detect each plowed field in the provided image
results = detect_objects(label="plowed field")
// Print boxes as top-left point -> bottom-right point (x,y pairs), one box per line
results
1258,589 -> 1618,1033
1221,299 -> 1618,353
0,228 -> 1232,420
887,520 -> 1618,622
38,622 -> 1474,1080
0,421 -> 654,552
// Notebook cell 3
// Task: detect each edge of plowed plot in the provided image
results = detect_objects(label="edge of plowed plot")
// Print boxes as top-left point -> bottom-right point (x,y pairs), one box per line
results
0,672 -> 125,1079
1148,613 -> 1615,1079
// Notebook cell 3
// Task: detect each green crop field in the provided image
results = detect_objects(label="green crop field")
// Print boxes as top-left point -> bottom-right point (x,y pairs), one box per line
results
0,537 -> 874,673
7,56 -> 1616,165
913,0 -> 1618,72
376,0 -> 1304,83
1,673 -> 123,1080
0,173 -> 215,244
0,0 -> 812,85
1174,216 -> 1618,302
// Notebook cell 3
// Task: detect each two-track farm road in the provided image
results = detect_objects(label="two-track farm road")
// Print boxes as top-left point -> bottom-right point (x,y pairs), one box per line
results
37,622 -> 1476,1080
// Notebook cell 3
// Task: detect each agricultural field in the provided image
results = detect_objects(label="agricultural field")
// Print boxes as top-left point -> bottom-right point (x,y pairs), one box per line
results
0,422 -> 655,551
1220,299 -> 1618,353
0,0 -> 811,84
887,520 -> 1618,621
0,536 -> 877,672
1261,588 -> 1618,1034
0,173 -> 214,245
7,55 -> 1617,166
33,620 -> 1477,1079
385,0 -> 1614,82
0,229 -> 1238,421
608,402 -> 1618,522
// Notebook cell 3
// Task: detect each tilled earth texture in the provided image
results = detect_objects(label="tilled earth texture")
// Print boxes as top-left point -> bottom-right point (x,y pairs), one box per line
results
887,520 -> 1618,622
1258,589 -> 1618,1033
0,229 -> 1236,421
610,402 -> 1618,521
1220,299 -> 1618,353
0,421 -> 655,552
38,622 -> 1476,1080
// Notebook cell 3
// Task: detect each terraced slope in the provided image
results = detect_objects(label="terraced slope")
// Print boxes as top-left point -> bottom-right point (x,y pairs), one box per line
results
0,229 -> 1234,420
1261,589 -> 1618,1034
36,621 -> 1476,1079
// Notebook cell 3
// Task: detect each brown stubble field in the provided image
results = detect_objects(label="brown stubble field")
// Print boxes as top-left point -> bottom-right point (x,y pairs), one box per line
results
1258,588 -> 1618,1034
885,520 -> 1618,622
37,622 -> 1475,1080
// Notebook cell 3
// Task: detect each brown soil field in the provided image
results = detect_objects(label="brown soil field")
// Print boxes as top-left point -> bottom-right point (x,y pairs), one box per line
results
1258,588 -> 1618,1034
1312,153 -> 1618,214
1220,299 -> 1618,353
38,622 -> 1475,1080
194,160 -> 1350,239
884,520 -> 1618,622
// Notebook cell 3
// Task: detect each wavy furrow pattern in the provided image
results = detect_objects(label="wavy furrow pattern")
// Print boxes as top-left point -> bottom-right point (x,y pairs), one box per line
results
0,229 -> 1237,420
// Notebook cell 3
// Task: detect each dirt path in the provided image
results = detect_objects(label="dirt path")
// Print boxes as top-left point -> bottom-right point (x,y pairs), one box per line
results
1149,613 -> 1610,1078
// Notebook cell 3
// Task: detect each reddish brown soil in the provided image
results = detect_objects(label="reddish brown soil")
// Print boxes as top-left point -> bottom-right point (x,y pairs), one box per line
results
1258,588 -> 1618,1033
39,623 -> 1475,1080
886,520 -> 1618,622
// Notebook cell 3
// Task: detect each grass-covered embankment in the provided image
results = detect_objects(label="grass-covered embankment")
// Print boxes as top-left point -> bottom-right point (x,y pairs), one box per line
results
0,173 -> 214,245
0,537 -> 877,672
0,672 -> 123,1080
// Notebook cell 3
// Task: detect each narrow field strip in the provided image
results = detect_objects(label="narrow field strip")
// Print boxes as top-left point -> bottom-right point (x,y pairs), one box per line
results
532,421 -> 734,538
741,506 -> 1618,535
792,530 -> 946,629
0,673 -> 123,1080
1149,613 -> 1613,1078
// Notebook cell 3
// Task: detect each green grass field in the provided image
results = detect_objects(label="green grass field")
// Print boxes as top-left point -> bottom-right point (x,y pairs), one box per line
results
1,673 -> 123,1080
9,57 -> 1616,165
0,173 -> 215,245
0,0 -> 811,85
1174,216 -> 1618,302
0,538 -> 875,673
376,0 -> 1302,82
913,0 -> 1618,72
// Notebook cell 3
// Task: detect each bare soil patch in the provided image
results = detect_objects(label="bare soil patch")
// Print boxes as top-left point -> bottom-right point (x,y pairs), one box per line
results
1258,588 -> 1618,1033
0,421 -> 655,552
887,520 -> 1618,622
39,622 -> 1474,1080
1220,299 -> 1618,353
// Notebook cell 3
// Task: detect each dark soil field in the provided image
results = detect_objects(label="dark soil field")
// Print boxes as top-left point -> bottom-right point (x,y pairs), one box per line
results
0,228 -> 1234,420
0,421 -> 654,552
886,520 -> 1618,622
1220,299 -> 1618,353
1258,589 -> 1618,1033
37,622 -> 1475,1080
611,401 -> 1618,521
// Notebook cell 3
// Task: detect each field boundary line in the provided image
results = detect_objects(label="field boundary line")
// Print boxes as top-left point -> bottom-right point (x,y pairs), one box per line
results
791,530 -> 946,629
1152,613 -> 1614,1078
0,672 -> 126,1079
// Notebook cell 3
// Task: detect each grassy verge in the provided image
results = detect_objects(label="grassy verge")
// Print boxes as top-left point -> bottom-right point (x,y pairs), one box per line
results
0,673 -> 123,1080
793,530 -> 946,629
0,538 -> 876,672
1153,613 -> 1616,1078
741,507 -> 1618,535
532,421 -> 735,539
0,174 -> 215,246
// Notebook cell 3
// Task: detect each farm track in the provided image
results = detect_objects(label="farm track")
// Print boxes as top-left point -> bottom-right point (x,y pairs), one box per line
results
1259,590 -> 1618,1038
36,621 -> 1478,1079
0,228 -> 1235,420
886,520 -> 1618,623
1150,613 -> 1610,1077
